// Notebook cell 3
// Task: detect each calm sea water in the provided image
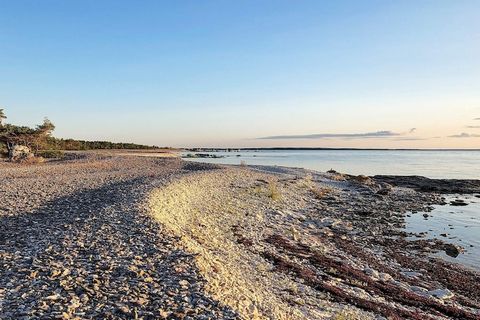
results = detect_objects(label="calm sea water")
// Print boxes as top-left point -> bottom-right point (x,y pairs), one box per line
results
185,149 -> 480,269
183,150 -> 480,179
407,195 -> 480,270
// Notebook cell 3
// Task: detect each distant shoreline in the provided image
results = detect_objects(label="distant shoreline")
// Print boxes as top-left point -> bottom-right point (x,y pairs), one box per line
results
183,147 -> 480,151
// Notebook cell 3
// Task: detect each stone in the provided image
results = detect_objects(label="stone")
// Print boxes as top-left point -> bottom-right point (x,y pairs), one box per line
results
364,268 -> 380,279
378,272 -> 393,282
443,243 -> 463,257
450,199 -> 468,206
428,289 -> 454,300
9,145 -> 34,162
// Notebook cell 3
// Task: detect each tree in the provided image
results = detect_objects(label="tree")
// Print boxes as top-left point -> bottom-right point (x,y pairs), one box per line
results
0,109 -> 56,160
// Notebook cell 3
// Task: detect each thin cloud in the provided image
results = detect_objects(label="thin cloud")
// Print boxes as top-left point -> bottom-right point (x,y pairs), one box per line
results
475,118 -> 480,120
466,125 -> 480,128
394,137 -> 429,141
409,128 -> 417,133
258,130 -> 401,140
448,132 -> 480,138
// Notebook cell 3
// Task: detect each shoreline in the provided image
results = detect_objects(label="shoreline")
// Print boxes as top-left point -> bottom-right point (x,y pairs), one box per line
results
1,153 -> 479,319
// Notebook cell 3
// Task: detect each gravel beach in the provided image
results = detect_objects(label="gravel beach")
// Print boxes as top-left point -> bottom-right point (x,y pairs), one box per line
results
1,154 -> 479,319
0,154 -> 236,319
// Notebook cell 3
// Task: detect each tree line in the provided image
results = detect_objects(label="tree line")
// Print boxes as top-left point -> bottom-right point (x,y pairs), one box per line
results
0,108 -> 157,160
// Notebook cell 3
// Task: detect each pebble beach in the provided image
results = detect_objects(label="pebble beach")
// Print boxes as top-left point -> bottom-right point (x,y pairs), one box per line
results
1,153 -> 479,319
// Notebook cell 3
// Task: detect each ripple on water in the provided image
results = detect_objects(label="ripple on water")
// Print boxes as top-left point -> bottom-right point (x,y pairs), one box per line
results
405,194 -> 480,270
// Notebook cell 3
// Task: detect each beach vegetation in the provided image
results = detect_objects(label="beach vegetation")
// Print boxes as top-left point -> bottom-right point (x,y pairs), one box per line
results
311,186 -> 333,199
0,108 -> 158,161
0,110 -> 55,161
267,179 -> 281,201
36,149 -> 65,159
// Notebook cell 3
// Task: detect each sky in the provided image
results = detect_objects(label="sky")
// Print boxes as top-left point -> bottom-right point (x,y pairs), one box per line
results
1,0 -> 479,148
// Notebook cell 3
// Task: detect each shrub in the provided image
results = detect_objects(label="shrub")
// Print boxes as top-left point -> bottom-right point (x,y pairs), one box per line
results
36,150 -> 65,159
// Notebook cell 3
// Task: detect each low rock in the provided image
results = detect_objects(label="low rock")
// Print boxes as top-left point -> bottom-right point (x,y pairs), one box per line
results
450,199 -> 468,206
9,145 -> 34,162
428,289 -> 454,300
443,243 -> 464,257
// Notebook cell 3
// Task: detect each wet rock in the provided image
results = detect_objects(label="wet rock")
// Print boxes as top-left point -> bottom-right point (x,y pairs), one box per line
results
428,288 -> 454,300
450,199 -> 468,206
443,243 -> 464,257
373,175 -> 480,194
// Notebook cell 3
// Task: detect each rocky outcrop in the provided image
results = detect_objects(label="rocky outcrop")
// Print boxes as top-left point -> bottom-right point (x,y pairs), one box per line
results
9,145 -> 34,162
373,175 -> 480,194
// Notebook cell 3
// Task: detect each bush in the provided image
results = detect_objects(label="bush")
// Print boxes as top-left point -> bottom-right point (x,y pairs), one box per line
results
36,150 -> 65,159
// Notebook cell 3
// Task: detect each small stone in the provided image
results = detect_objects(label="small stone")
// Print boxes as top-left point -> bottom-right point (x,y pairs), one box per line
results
364,268 -> 379,279
45,294 -> 61,301
116,304 -> 130,314
428,289 -> 454,300
443,243 -> 463,257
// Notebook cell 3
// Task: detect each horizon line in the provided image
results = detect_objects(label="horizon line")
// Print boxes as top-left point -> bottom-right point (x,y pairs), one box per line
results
182,147 -> 480,151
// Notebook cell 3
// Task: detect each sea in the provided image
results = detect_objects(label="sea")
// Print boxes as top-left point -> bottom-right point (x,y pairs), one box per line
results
182,149 -> 480,179
184,149 -> 480,270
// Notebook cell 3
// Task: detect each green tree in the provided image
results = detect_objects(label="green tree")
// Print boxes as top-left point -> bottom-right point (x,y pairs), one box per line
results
0,109 -> 56,160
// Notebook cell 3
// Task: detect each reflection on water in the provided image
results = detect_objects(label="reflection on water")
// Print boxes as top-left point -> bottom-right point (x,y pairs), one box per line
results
406,195 -> 480,270
183,149 -> 480,179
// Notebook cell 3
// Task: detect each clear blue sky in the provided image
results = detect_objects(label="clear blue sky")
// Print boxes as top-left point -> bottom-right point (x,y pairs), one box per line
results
1,0 -> 479,148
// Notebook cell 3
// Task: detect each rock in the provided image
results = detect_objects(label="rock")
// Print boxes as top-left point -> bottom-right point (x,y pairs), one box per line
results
401,271 -> 422,278
9,145 -> 34,162
364,268 -> 379,279
450,199 -> 468,206
443,243 -> 464,257
376,183 -> 393,195
378,272 -> 393,282
45,293 -> 61,301
410,286 -> 428,293
428,289 -> 454,300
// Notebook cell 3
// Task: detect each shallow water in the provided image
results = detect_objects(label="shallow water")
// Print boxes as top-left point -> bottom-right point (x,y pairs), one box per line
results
405,195 -> 480,270
185,149 -> 480,269
183,149 -> 480,179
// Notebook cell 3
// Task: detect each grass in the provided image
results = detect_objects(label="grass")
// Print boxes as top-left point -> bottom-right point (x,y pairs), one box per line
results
267,179 -> 281,201
311,186 -> 331,199
19,156 -> 45,165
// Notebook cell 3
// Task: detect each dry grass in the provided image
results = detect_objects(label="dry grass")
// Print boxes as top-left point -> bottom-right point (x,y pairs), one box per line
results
267,179 -> 281,201
19,156 -> 45,165
311,186 -> 331,199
